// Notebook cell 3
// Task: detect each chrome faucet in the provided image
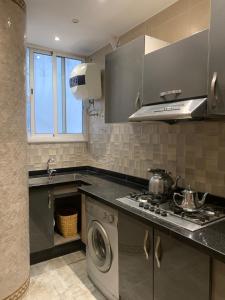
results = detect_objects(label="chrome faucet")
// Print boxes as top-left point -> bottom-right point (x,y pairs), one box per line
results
47,158 -> 56,180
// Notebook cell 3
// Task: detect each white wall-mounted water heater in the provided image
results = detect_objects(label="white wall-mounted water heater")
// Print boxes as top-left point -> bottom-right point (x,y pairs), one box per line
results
70,63 -> 102,100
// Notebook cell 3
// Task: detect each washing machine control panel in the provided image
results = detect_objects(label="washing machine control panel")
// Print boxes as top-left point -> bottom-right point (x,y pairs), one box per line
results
103,212 -> 115,224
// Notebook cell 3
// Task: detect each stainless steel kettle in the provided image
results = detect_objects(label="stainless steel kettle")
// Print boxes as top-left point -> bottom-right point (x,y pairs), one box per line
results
148,169 -> 180,196
173,185 -> 208,212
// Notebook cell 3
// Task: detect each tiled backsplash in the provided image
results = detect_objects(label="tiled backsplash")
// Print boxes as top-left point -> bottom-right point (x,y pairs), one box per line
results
27,142 -> 90,171
88,115 -> 225,196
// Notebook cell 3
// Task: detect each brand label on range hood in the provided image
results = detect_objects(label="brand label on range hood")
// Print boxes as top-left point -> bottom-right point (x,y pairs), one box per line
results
129,98 -> 207,122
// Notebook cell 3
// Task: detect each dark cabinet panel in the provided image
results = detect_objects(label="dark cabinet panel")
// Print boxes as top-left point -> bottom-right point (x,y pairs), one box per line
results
154,229 -> 210,300
212,259 -> 225,300
208,0 -> 225,115
143,30 -> 208,105
105,37 -> 144,123
29,187 -> 54,254
118,212 -> 153,300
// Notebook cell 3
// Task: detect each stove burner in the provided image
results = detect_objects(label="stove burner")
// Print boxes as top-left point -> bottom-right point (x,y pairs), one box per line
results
139,195 -> 151,203
129,191 -> 167,205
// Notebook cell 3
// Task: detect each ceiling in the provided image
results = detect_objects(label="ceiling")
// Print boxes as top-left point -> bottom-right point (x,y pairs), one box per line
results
25,0 -> 178,57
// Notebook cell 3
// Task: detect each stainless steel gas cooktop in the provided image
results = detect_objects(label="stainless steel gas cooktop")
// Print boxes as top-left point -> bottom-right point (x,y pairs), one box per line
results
116,192 -> 225,231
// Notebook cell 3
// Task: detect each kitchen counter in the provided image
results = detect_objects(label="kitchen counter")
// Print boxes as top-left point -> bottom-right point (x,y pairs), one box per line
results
29,167 -> 225,263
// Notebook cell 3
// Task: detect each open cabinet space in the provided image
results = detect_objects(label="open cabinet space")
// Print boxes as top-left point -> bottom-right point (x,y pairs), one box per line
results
54,193 -> 82,246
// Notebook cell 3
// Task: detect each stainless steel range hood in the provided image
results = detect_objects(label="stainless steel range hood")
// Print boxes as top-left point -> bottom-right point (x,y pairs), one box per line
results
129,98 -> 207,122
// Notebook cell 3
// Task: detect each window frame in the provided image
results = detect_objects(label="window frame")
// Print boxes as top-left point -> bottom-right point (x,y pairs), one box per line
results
27,46 -> 87,144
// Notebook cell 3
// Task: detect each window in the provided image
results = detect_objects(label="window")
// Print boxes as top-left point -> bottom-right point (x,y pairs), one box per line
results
57,57 -> 83,134
26,48 -> 86,143
26,48 -> 31,134
34,52 -> 54,134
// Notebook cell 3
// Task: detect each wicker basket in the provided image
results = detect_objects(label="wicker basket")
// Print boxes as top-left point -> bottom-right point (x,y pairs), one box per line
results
56,209 -> 78,238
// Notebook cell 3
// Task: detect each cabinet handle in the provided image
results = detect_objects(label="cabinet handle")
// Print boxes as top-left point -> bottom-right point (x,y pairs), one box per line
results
160,89 -> 182,98
135,90 -> 141,110
155,236 -> 161,269
143,230 -> 150,260
210,72 -> 218,109
48,192 -> 52,209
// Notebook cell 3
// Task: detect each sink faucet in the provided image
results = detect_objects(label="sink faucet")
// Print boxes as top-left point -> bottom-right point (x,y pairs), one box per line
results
47,158 -> 56,180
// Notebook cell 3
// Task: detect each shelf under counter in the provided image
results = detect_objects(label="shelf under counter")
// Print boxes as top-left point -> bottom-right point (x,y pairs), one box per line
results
54,232 -> 81,246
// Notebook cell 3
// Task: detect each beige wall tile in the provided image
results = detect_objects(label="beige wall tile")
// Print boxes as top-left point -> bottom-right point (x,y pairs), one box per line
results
27,142 -> 90,171
0,1 -> 29,299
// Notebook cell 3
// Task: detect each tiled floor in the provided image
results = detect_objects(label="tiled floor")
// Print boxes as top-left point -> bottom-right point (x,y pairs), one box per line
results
23,251 -> 106,300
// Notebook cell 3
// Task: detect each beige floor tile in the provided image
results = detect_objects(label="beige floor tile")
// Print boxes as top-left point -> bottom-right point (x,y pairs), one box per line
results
23,251 -> 105,300
30,256 -> 67,277
24,275 -> 60,300
62,251 -> 86,265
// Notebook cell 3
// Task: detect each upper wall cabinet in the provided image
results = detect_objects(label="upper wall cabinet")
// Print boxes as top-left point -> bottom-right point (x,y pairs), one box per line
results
208,0 -> 225,115
143,30 -> 209,106
105,36 -> 168,123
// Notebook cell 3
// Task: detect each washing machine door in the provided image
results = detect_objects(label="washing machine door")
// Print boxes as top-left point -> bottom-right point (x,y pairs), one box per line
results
88,220 -> 112,273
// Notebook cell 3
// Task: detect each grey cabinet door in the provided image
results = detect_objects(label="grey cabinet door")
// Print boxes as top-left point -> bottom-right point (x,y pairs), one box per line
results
118,212 -> 153,300
105,37 -> 144,123
29,187 -> 54,254
143,30 -> 208,105
154,229 -> 210,300
208,0 -> 225,115
212,259 -> 225,300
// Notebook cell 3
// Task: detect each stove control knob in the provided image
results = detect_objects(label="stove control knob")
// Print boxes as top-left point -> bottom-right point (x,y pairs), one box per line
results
215,211 -> 220,217
155,208 -> 161,214
139,202 -> 144,208
181,212 -> 185,218
161,211 -> 167,217
205,215 -> 210,221
144,204 -> 150,210
200,216 -> 206,223
149,206 -> 155,212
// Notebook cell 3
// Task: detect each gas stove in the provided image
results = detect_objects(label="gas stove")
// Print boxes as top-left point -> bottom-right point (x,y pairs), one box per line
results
116,192 -> 225,231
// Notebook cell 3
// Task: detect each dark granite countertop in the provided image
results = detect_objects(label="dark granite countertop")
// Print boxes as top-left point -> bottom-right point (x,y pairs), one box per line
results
29,167 -> 225,263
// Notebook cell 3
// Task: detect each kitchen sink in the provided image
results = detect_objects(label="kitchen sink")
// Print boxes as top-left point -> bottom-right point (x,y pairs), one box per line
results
29,173 -> 90,187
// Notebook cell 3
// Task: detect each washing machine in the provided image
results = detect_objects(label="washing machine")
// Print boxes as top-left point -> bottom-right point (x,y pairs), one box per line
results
86,197 -> 119,300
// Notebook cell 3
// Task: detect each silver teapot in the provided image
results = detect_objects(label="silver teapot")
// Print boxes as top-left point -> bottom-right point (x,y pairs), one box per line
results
173,185 -> 208,212
148,169 -> 180,196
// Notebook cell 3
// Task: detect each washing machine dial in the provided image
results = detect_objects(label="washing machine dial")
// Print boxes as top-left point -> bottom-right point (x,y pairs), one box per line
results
107,214 -> 115,223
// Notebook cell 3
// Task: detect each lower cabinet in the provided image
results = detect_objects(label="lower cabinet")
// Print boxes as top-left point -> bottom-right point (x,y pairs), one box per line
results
29,187 -> 54,254
154,229 -> 210,300
212,259 -> 225,300
118,212 -> 154,300
118,212 -> 210,300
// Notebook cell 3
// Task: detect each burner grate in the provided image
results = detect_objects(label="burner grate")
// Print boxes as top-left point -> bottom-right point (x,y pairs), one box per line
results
129,191 -> 168,205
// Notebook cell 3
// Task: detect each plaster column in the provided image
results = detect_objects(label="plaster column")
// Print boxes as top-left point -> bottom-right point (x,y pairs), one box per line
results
0,0 -> 30,299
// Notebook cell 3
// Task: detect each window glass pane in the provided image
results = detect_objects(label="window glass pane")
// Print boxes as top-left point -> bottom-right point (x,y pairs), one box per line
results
26,48 -> 31,134
57,57 -> 63,133
34,52 -> 54,134
57,57 -> 83,134
65,58 -> 83,134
